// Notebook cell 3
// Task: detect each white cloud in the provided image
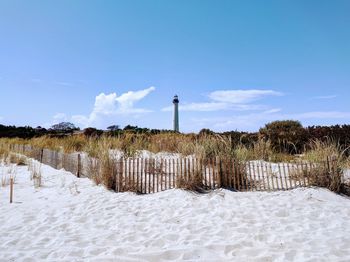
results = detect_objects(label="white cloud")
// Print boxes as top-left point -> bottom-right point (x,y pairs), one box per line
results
263,108 -> 282,114
191,110 -> 350,132
41,113 -> 68,128
312,95 -> 337,100
162,89 -> 282,112
54,81 -> 74,87
208,89 -> 283,104
115,87 -> 156,113
72,86 -> 156,128
162,102 -> 267,112
162,102 -> 227,112
290,111 -> 350,119
53,113 -> 68,123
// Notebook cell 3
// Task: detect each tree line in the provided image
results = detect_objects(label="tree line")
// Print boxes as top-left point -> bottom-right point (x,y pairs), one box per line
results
0,122 -> 176,138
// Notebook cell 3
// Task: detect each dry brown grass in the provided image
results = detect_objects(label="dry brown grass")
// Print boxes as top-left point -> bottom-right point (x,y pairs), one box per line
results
99,155 -> 117,190
301,139 -> 347,193
289,160 -> 343,193
308,167 -> 342,193
176,169 -> 208,193
1,165 -> 17,187
1,175 -> 15,187
233,139 -> 293,163
0,143 -> 10,160
15,156 -> 27,166
303,139 -> 348,163
28,160 -> 42,188
0,133 -> 234,159
118,176 -> 141,193
87,157 -> 102,185
8,153 -> 26,166
84,138 -> 118,190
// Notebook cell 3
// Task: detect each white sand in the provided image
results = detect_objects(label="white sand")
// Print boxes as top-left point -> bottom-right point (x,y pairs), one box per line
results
108,149 -> 185,160
344,169 -> 350,183
1,161 -> 350,261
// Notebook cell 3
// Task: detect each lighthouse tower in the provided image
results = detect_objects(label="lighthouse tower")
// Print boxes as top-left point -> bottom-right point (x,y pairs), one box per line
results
173,95 -> 179,132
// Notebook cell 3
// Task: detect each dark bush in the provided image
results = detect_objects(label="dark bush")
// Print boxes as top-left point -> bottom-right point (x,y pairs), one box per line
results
259,120 -> 309,154
83,128 -> 103,137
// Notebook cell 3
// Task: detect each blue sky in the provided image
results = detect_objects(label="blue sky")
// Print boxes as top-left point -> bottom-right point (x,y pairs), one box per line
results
0,0 -> 349,132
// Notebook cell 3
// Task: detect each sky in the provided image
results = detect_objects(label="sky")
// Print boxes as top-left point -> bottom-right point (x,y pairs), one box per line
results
0,0 -> 349,133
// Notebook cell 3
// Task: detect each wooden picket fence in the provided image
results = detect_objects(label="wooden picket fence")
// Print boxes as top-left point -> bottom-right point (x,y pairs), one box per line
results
8,144 -> 342,194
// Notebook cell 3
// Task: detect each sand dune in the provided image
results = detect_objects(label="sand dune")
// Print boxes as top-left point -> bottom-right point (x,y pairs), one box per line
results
1,161 -> 350,261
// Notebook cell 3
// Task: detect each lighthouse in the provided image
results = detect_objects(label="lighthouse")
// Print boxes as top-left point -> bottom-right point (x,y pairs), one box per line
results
173,95 -> 179,132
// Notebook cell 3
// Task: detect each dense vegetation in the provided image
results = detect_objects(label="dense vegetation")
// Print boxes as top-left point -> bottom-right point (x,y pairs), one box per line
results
1,120 -> 349,194
0,123 -> 176,138
1,121 -> 350,159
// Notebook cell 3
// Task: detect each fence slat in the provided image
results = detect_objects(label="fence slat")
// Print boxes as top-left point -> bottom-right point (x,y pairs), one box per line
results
240,160 -> 245,191
175,158 -> 179,188
260,163 -> 265,191
264,163 -> 270,192
232,160 -> 237,190
144,158 -> 147,194
269,163 -> 278,191
277,163 -> 283,190
129,158 -> 132,189
146,158 -> 149,194
122,158 -> 125,192
132,158 -> 135,189
192,158 -> 195,186
203,159 -> 207,188
165,158 -> 168,190
282,163 -> 289,190
159,158 -> 162,191
287,163 -> 293,189
136,158 -> 139,193
224,158 -> 229,188
172,158 -> 177,188
300,162 -> 305,187
245,161 -> 251,191
150,158 -> 152,193
184,158 -> 187,185
252,162 -> 257,191
115,160 -> 119,192
210,158 -> 215,189
217,157 -> 221,189
164,158 -> 167,191
242,161 -> 247,191
273,163 -> 279,190
187,158 -> 191,187
219,157 -> 224,189
146,158 -> 149,193
213,157 -> 218,188
234,159 -> 240,191
179,158 -> 182,185
125,158 -> 128,191
305,162 -> 310,187
140,158 -> 144,193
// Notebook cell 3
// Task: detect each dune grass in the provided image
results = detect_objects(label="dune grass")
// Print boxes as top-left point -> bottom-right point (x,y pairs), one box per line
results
2,134 -> 347,164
